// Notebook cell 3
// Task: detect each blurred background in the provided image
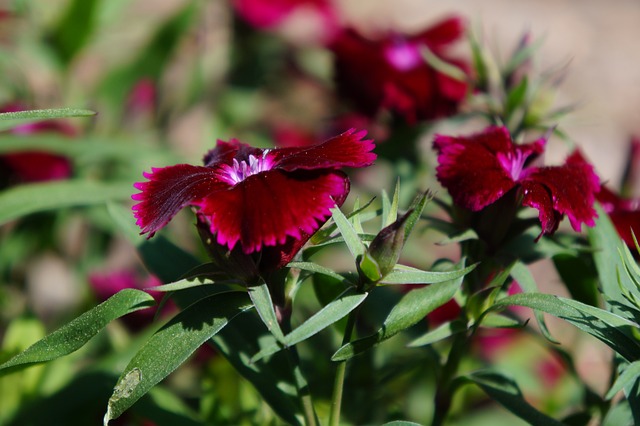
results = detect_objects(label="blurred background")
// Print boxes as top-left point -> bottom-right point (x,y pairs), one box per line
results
1,0 -> 639,424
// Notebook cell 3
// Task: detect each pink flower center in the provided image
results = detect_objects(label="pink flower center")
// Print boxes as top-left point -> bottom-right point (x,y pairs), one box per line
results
218,151 -> 274,184
497,150 -> 527,181
384,40 -> 422,71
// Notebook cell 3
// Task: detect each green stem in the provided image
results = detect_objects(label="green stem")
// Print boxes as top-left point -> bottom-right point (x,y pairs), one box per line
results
432,328 -> 469,426
329,307 -> 360,426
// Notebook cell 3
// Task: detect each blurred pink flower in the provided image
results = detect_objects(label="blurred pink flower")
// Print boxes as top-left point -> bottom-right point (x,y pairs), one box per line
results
126,78 -> 157,115
233,0 -> 339,44
331,16 -> 468,123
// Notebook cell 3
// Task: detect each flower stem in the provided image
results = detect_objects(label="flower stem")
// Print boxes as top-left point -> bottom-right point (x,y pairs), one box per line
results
432,326 -> 468,426
329,307 -> 360,426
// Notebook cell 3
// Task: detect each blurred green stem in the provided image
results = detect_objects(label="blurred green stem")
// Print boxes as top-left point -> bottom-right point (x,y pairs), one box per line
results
432,331 -> 468,426
329,306 -> 360,426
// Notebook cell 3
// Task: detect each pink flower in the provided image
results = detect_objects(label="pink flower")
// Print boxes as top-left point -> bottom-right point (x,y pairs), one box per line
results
233,0 -> 339,44
330,16 -> 468,123
434,126 -> 600,239
133,129 -> 375,269
0,104 -> 76,184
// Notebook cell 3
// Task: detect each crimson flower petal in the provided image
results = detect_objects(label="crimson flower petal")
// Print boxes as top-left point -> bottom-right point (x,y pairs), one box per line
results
132,164 -> 231,237
271,128 -> 376,171
413,16 -> 465,50
520,180 -> 562,236
521,150 -> 600,232
197,170 -> 349,254
433,128 -> 517,211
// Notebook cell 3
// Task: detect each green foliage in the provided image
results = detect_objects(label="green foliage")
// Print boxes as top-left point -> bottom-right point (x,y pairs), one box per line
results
104,291 -> 253,423
0,289 -> 154,375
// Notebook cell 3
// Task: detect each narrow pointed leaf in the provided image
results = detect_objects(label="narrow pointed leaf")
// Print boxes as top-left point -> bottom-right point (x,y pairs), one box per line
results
332,271 -> 465,361
381,263 -> 476,285
588,204 -> 634,311
462,370 -> 565,426
510,261 -> 557,343
0,289 -> 154,375
288,261 -> 355,286
0,108 -> 95,131
0,180 -> 132,225
251,288 -> 368,362
104,291 -> 252,422
248,279 -> 285,342
403,190 -> 432,241
331,205 -> 366,259
491,293 -> 640,362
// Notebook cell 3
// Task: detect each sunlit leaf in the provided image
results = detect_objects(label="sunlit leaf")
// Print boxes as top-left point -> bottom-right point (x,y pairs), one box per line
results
332,268 -> 466,361
104,291 -> 252,423
0,289 -> 155,375
251,288 -> 368,362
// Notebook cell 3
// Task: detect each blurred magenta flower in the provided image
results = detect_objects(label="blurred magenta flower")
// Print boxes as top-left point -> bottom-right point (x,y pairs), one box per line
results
434,126 -> 600,239
126,78 -> 156,115
133,129 -> 375,268
330,16 -> 468,123
1,104 -> 76,184
233,0 -> 339,44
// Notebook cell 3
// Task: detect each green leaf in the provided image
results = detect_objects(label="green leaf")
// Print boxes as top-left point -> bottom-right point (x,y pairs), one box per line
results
330,205 -> 366,259
588,204 -> 633,311
606,360 -> 640,400
491,293 -> 640,362
0,289 -> 154,375
251,288 -> 368,362
288,261 -> 355,286
420,45 -> 467,82
509,261 -> 556,343
381,263 -> 476,285
461,370 -> 564,426
403,190 -> 432,242
104,291 -> 252,423
0,180 -> 132,225
505,76 -> 528,117
0,108 -> 96,131
332,271 -> 465,361
407,320 -> 467,347
248,279 -> 285,342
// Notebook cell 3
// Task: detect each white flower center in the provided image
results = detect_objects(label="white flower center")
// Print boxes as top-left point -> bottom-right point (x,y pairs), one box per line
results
497,150 -> 526,181
219,151 -> 273,184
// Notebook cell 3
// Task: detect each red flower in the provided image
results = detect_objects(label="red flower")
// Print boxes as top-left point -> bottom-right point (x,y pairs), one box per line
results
597,186 -> 640,247
330,16 -> 468,123
0,104 -> 76,184
433,126 -> 600,239
596,137 -> 640,248
133,129 -> 375,266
